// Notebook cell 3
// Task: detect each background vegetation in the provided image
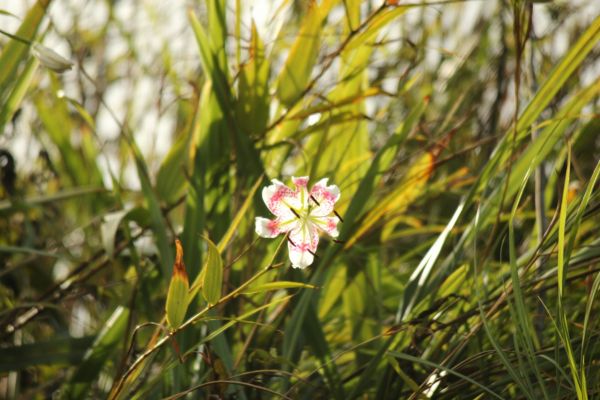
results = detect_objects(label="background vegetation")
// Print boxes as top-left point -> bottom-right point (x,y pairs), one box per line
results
1,0 -> 599,398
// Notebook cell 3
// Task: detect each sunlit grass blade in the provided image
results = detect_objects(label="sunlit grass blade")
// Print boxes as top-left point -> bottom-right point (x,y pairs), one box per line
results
0,0 -> 50,94
274,0 -> 334,107
0,56 -> 38,132
556,148 -> 586,399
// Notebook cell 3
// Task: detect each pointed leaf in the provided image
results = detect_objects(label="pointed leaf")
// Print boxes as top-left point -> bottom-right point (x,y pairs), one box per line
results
202,237 -> 223,305
166,239 -> 190,329
156,128 -> 192,203
275,0 -> 335,107
345,151 -> 435,248
0,0 -> 50,91
242,281 -> 317,295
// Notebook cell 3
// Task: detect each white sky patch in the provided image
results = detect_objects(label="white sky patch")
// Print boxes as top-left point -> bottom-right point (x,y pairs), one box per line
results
307,113 -> 321,127
96,84 -> 128,141
70,301 -> 92,338
247,0 -> 289,47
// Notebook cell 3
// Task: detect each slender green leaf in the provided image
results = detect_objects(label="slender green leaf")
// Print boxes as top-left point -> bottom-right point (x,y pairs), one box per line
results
0,0 -> 50,92
166,240 -> 190,329
242,281 -> 317,295
202,237 -> 224,305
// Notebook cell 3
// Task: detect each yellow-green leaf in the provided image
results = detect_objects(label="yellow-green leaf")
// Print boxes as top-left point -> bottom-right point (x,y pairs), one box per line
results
0,0 -> 50,90
343,6 -> 408,54
236,22 -> 270,136
166,239 -> 190,329
345,151 -> 435,248
275,0 -> 335,107
0,56 -> 38,132
243,281 -> 317,295
156,128 -> 192,203
202,237 -> 223,305
439,264 -> 469,298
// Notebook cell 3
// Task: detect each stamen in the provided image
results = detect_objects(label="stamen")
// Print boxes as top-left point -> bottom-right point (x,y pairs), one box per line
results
289,207 -> 300,218
333,239 -> 345,244
287,236 -> 297,247
307,248 -> 319,258
309,195 -> 321,206
333,210 -> 344,222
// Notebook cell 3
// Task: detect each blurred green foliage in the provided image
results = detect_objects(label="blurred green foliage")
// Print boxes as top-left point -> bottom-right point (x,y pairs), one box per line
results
1,0 -> 600,398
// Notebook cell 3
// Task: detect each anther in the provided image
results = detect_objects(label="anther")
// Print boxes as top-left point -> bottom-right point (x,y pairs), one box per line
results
310,195 -> 321,206
289,207 -> 300,218
334,210 -> 344,222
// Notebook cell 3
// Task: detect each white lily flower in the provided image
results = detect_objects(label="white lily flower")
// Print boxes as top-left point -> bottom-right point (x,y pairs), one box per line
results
255,176 -> 341,269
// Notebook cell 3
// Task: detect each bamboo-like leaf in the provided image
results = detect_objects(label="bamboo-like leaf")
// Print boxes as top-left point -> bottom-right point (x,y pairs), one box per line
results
188,9 -> 263,175
156,127 -> 192,203
345,151 -> 434,248
0,56 -> 38,132
438,263 -> 469,298
0,0 -> 50,93
202,237 -> 224,305
236,22 -> 270,136
166,239 -> 190,329
508,79 -> 600,205
217,175 -> 263,253
242,281 -> 317,295
516,15 -> 600,138
275,0 -> 335,107
473,14 -> 600,199
130,138 -> 173,276
187,176 -> 263,302
343,6 -> 408,54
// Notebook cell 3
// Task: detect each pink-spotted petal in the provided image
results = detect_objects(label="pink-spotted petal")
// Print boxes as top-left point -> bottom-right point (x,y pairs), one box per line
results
262,179 -> 298,220
292,176 -> 309,188
312,216 -> 339,238
288,223 -> 319,269
255,217 -> 282,238
255,217 -> 299,238
309,178 -> 340,216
